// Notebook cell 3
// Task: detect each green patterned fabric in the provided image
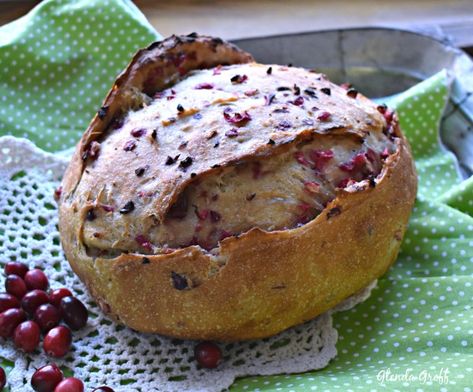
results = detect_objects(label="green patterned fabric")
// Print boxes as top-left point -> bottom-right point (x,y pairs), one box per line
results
0,1 -> 471,391
0,0 -> 160,152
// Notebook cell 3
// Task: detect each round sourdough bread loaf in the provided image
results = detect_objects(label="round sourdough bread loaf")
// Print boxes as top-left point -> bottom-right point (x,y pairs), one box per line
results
58,34 -> 417,341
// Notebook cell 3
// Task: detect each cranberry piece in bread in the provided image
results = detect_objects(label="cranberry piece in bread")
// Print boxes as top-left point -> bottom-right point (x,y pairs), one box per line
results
58,34 -> 417,341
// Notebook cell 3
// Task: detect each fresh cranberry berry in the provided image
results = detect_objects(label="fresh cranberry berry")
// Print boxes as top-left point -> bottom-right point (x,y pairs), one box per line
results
0,293 -> 20,313
5,274 -> 27,299
22,289 -> 49,316
92,387 -> 115,392
0,308 -> 27,338
4,261 -> 29,278
0,366 -> 5,390
54,377 -> 84,392
60,297 -> 88,331
13,320 -> 40,353
31,364 -> 64,392
194,341 -> 222,369
35,304 -> 61,332
24,269 -> 49,291
49,288 -> 73,308
43,326 -> 72,358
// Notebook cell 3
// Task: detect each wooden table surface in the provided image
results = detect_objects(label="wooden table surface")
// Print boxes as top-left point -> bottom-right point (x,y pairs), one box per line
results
1,0 -> 473,52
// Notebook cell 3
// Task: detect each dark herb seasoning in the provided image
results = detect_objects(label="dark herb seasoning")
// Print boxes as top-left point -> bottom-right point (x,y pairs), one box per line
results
230,74 -> 248,84
321,88 -> 331,96
119,201 -> 135,214
142,257 -> 150,265
327,206 -> 341,219
273,107 -> 289,113
171,272 -> 188,290
165,155 -> 180,165
293,84 -> 301,95
304,88 -> 317,97
179,156 -> 193,170
97,106 -> 108,119
190,172 -> 197,178
267,139 -> 275,145
246,193 -> 256,201
135,167 -> 147,177
277,86 -> 291,92
86,209 -> 96,221
266,66 -> 272,75
177,104 -> 185,113
211,37 -> 224,45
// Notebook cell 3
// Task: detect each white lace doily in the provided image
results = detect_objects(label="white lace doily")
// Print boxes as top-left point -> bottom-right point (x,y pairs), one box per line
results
0,136 -> 376,392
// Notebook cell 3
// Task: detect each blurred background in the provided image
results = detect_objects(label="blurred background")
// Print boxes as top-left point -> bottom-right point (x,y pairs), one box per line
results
1,0 -> 473,51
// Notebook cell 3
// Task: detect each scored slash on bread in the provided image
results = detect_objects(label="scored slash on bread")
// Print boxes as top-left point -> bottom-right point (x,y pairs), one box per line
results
58,34 -> 417,341
61,34 -> 254,221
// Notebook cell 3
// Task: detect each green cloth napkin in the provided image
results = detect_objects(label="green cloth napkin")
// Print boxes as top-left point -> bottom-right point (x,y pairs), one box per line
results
1,1 -> 471,391
0,0 -> 160,152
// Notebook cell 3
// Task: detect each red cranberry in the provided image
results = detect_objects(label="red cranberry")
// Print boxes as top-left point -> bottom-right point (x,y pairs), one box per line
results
43,326 -> 72,358
4,261 -> 29,278
0,308 -> 27,338
54,377 -> 84,392
194,341 -> 222,369
22,290 -> 49,315
31,364 -> 64,392
0,366 -> 5,389
0,293 -> 20,313
5,274 -> 27,299
13,320 -> 40,353
60,297 -> 88,330
35,304 -> 61,332
49,288 -> 72,308
92,387 -> 115,392
24,269 -> 49,291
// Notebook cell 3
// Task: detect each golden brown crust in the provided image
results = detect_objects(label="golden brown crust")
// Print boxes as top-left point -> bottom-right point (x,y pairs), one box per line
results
58,34 -> 417,341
